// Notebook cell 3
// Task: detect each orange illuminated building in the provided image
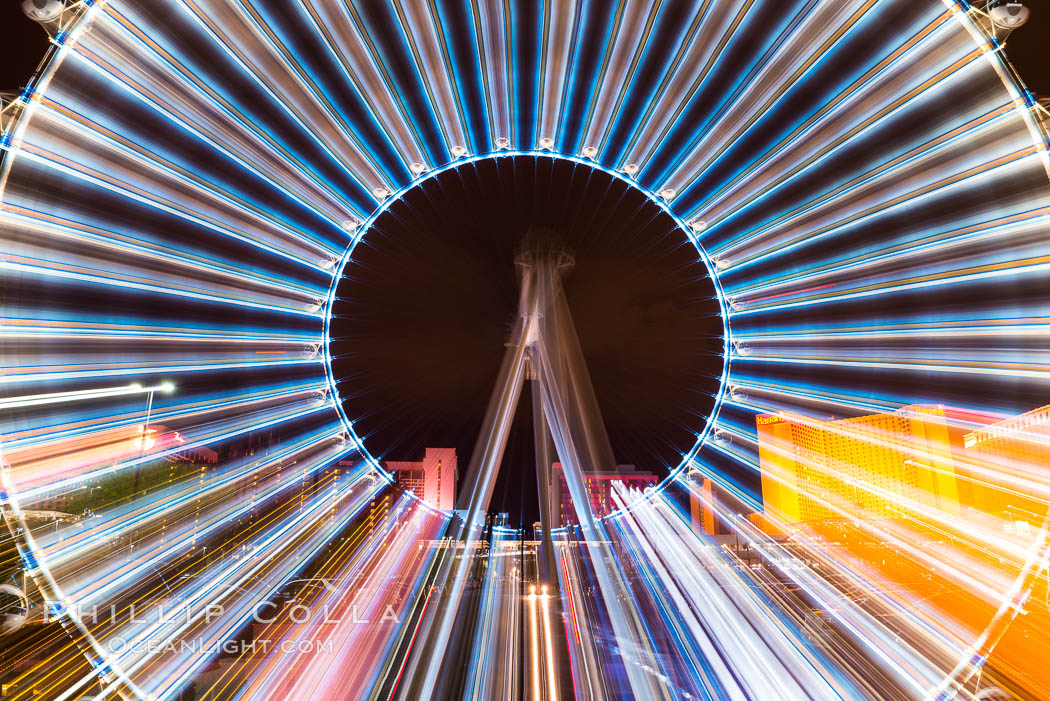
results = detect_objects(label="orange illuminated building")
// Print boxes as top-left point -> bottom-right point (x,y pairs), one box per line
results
689,476 -> 730,536
958,404 -> 1050,523
755,403 -> 1050,533
755,405 -> 967,533
753,403 -> 1050,698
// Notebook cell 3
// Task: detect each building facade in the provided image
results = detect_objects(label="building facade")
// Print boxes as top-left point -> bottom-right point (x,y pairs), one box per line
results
551,463 -> 658,525
689,476 -> 731,536
754,405 -> 966,532
960,404 -> 1050,522
754,402 -> 1050,534
385,447 -> 458,511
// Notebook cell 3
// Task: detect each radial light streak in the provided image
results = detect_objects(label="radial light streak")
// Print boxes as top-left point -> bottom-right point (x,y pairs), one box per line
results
0,320 -> 320,344
227,497 -> 446,699
472,0 -> 513,147
174,0 -> 395,198
5,147 -> 337,274
464,529 -> 521,701
9,395 -> 335,501
698,414 -> 1050,674
292,0 -> 429,169
1,381 -> 329,449
534,0 -> 577,152
741,421 -> 1042,603
32,426 -> 349,565
114,471 -> 383,698
389,0 -> 471,158
615,0 -> 751,173
674,470 -> 966,696
59,444 -> 362,609
684,13 -> 982,229
73,6 -> 368,222
1,202 -> 328,302
659,0 -> 887,197
19,102 -> 342,261
610,483 -> 855,700
576,0 -> 661,156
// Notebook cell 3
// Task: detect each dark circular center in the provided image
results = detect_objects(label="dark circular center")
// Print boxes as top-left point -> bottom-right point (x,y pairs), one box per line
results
330,155 -> 723,524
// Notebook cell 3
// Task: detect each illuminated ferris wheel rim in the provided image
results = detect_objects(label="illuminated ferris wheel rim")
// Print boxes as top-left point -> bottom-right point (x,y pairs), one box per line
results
0,2 -> 1048,694
951,4 -> 1050,179
320,150 -> 733,522
0,0 -> 1046,525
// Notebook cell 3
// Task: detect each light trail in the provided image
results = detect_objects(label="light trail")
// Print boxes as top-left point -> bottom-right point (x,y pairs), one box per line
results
527,584 -> 541,701
2,201 -> 330,300
75,6 -> 368,221
291,0 -> 428,168
388,0 -> 471,157
0,382 -> 171,411
538,585 -> 558,701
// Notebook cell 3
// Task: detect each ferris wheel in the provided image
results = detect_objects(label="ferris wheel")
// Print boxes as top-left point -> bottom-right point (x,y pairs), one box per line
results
0,0 -> 1048,699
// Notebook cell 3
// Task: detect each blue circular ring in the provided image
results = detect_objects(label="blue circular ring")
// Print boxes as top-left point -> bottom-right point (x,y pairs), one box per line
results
322,150 -> 733,519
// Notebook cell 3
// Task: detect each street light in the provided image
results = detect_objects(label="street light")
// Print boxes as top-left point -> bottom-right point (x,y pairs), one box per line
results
132,381 -> 176,495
